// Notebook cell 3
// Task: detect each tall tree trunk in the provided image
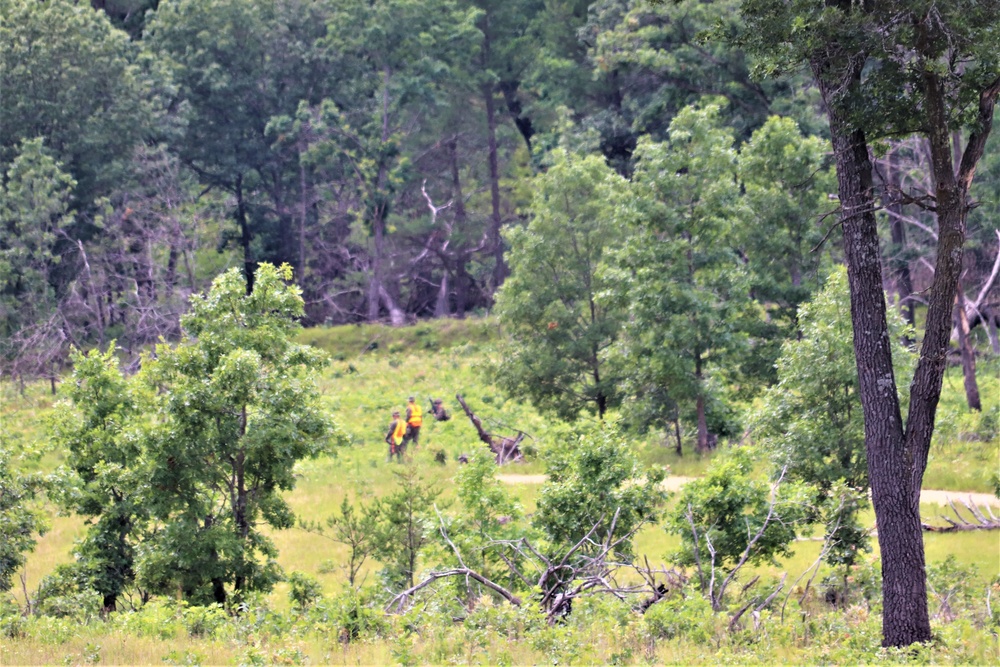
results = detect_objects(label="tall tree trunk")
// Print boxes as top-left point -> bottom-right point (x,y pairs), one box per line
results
455,260 -> 471,318
203,515 -> 226,604
368,224 -> 383,321
368,67 -> 393,322
886,149 -> 915,326
448,142 -> 472,319
165,242 -> 178,298
235,174 -> 254,295
484,82 -> 505,294
480,17 -> 506,297
434,271 -> 449,318
379,284 -> 405,327
954,283 -> 982,411
234,409 -> 249,593
810,54 -> 930,647
673,413 -> 683,456
694,353 -> 709,453
298,157 -> 309,285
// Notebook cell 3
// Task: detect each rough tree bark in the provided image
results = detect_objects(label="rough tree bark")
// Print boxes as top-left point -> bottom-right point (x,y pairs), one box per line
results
811,26 -> 1000,645
811,48 -> 930,647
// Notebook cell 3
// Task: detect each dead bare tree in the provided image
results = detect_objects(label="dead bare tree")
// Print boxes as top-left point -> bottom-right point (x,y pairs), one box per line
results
388,508 -> 658,624
455,394 -> 525,464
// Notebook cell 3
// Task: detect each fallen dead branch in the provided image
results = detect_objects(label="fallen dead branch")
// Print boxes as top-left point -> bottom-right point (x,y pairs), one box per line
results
922,497 -> 1000,532
387,508 -> 661,624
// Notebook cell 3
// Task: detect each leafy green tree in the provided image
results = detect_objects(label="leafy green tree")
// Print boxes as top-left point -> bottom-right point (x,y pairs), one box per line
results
448,450 -> 523,583
0,441 -> 46,593
493,150 -> 625,421
666,448 -> 809,606
605,101 -> 751,452
307,0 -> 479,321
145,0 -> 337,292
0,0 -> 146,208
301,496 -> 380,588
371,467 -> 441,590
48,344 -> 150,612
137,263 -> 335,604
579,0 -> 822,172
739,0 -> 1000,646
535,424 -> 665,556
736,116 -> 836,384
752,267 -> 915,573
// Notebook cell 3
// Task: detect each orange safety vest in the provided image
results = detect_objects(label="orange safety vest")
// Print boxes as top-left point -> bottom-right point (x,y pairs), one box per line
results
392,419 -> 406,445
407,402 -> 423,427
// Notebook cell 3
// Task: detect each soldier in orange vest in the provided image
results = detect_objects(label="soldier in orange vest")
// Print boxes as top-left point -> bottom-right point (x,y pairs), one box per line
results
404,396 -> 423,448
385,410 -> 406,462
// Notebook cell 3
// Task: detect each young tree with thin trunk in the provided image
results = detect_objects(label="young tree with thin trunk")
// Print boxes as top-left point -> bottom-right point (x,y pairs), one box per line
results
492,150 -> 625,422
607,102 -> 751,452
138,263 -> 335,604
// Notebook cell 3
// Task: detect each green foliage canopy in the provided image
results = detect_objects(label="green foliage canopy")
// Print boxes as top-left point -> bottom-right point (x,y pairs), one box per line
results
0,0 -> 147,206
493,150 -> 625,421
535,424 -> 665,556
137,263 -> 335,603
605,101 -> 752,449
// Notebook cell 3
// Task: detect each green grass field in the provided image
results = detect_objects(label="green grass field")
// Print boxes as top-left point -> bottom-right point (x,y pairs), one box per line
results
1,317 -> 998,665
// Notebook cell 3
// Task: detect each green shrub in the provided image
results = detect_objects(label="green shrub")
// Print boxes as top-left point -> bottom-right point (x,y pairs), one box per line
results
162,649 -> 204,666
927,555 -> 979,621
113,599 -> 184,640
643,594 -> 714,642
182,603 -> 228,638
666,448 -> 809,574
287,572 -> 323,612
0,598 -> 25,638
33,564 -> 102,619
322,586 -> 387,642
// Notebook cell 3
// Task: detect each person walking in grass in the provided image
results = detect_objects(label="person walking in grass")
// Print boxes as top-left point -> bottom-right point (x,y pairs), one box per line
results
430,398 -> 450,421
404,396 -> 423,448
385,410 -> 406,462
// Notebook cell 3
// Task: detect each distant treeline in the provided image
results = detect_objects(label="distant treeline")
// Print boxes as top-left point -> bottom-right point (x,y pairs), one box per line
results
1,0 -> 998,383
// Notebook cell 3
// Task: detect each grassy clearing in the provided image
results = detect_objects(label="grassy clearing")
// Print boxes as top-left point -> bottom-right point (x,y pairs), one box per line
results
2,318 -> 999,664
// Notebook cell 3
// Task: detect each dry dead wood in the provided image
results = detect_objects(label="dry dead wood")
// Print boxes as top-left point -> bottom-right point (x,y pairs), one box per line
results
921,497 -> 1000,532
456,394 -> 524,464
387,508 -> 660,624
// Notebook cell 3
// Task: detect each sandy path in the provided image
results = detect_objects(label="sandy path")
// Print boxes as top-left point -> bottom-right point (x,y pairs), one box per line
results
497,474 -> 999,507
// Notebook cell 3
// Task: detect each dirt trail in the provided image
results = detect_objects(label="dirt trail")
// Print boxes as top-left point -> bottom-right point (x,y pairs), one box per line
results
496,474 -> 999,506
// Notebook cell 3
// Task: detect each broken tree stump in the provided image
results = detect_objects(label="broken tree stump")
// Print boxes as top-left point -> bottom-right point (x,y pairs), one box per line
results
455,394 -> 525,464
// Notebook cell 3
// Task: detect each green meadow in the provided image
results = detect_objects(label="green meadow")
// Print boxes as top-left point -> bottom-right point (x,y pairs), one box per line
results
1,318 -> 998,665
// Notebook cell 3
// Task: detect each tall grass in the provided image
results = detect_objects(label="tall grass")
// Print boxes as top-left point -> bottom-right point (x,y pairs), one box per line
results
2,318 -> 998,664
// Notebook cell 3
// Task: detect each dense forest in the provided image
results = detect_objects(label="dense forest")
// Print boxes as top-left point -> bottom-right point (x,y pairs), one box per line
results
3,0 -> 997,380
2,0 -> 1000,659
